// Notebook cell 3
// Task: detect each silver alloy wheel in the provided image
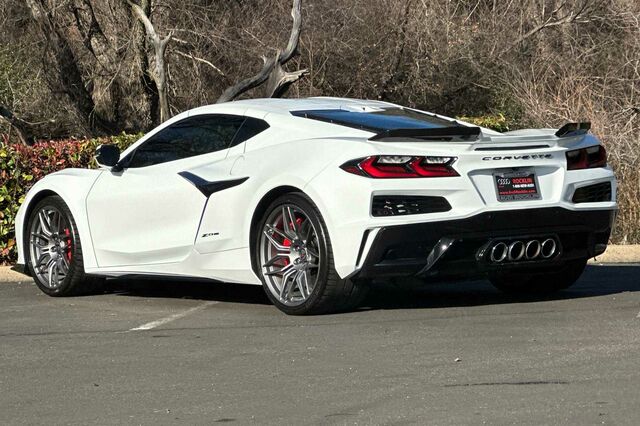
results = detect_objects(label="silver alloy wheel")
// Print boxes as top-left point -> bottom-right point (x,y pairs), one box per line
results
29,206 -> 72,289
259,204 -> 321,307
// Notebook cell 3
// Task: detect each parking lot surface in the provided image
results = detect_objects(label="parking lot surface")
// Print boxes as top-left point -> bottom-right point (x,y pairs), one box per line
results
1,265 -> 639,425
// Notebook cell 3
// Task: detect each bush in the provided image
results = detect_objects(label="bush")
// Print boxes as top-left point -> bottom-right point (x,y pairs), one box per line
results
456,114 -> 515,133
0,134 -> 139,264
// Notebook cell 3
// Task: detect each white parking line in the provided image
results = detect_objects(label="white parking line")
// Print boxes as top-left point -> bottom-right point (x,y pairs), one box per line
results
129,301 -> 218,331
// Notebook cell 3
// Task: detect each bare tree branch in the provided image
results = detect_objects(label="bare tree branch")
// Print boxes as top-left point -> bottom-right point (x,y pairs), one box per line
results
502,0 -> 594,55
216,0 -> 307,103
217,56 -> 277,103
173,50 -> 225,76
0,105 -> 34,146
279,0 -> 302,63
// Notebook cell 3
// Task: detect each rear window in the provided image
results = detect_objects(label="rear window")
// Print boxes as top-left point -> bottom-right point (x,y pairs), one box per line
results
291,108 -> 460,132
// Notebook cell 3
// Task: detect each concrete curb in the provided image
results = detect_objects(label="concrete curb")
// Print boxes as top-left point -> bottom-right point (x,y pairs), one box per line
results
2,245 -> 639,283
0,267 -> 31,283
588,245 -> 640,265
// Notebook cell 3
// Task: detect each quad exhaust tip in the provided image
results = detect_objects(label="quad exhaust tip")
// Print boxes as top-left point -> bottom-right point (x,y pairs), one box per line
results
489,238 -> 557,263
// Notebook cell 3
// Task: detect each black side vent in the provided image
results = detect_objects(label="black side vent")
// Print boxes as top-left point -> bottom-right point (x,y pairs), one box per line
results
572,182 -> 612,203
372,196 -> 451,217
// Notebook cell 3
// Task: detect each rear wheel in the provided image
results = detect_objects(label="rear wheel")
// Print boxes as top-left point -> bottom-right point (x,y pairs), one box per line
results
26,195 -> 103,296
255,192 -> 368,315
489,258 -> 588,295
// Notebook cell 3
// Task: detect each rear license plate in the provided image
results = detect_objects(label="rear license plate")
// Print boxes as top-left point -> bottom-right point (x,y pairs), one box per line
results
494,170 -> 540,202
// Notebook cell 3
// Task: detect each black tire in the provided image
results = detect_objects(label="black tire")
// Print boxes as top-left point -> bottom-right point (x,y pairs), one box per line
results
489,258 -> 588,295
254,192 -> 368,315
26,195 -> 104,296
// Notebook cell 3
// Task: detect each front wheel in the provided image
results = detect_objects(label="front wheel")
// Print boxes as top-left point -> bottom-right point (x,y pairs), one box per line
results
489,258 -> 588,295
26,195 -> 103,296
255,192 -> 368,315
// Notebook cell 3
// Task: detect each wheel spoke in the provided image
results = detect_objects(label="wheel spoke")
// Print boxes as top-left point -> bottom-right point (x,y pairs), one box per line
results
38,210 -> 53,236
283,206 -> 299,237
304,222 -> 313,243
59,254 -> 70,272
262,253 -> 288,268
265,263 -> 294,277
31,232 -> 50,241
265,223 -> 289,241
31,233 -> 50,246
296,269 -> 310,299
306,246 -> 319,258
47,259 -> 56,287
279,269 -> 297,300
263,229 -> 289,252
52,211 -> 62,234
58,259 -> 68,278
35,252 -> 50,269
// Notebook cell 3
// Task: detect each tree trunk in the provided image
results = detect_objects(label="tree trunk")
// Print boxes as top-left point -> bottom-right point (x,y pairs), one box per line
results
25,0 -> 119,135
127,0 -> 172,123
134,0 -> 159,127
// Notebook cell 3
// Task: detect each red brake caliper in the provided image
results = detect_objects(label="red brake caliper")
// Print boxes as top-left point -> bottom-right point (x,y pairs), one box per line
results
64,228 -> 72,260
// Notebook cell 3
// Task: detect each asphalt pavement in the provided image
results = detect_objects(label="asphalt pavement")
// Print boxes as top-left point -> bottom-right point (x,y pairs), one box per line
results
1,265 -> 640,425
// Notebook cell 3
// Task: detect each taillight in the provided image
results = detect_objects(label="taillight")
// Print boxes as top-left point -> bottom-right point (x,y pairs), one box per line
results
566,145 -> 607,170
340,155 -> 459,178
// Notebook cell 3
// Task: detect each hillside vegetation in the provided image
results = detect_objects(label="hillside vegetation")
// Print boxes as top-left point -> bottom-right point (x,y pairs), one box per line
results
0,0 -> 638,243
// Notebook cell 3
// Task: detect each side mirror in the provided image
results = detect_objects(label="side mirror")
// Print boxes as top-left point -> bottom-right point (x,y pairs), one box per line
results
95,144 -> 120,168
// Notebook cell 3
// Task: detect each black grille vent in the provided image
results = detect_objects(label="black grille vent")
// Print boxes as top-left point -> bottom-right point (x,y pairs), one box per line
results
372,196 -> 451,217
572,182 -> 612,203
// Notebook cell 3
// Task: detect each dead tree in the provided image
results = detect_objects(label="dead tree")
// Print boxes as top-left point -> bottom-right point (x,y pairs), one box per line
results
216,0 -> 308,103
126,0 -> 172,122
25,0 -> 120,135
0,105 -> 35,146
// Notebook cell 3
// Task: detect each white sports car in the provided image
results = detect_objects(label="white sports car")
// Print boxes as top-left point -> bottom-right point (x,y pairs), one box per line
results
13,97 -> 617,314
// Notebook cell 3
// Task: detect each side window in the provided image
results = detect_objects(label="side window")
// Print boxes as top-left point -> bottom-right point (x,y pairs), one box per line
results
127,114 -> 245,168
230,117 -> 270,147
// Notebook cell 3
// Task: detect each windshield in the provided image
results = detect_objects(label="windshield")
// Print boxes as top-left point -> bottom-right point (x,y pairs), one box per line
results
291,108 -> 461,132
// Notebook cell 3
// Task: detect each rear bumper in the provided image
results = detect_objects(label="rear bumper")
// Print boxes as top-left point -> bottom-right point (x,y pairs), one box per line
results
356,207 -> 615,281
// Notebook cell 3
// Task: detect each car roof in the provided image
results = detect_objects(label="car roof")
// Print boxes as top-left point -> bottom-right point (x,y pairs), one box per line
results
192,97 -> 402,117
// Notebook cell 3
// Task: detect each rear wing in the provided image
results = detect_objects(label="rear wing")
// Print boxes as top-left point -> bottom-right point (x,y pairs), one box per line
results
555,122 -> 591,137
369,126 -> 481,142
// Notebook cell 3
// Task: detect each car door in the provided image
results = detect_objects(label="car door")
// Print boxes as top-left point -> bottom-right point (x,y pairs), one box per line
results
86,114 -> 246,268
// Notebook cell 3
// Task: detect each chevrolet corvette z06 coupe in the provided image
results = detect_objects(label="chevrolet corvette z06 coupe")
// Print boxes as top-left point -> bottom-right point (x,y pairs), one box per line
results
13,97 -> 617,314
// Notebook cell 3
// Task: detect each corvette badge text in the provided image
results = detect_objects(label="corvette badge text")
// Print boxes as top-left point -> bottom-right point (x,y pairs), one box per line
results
482,154 -> 554,161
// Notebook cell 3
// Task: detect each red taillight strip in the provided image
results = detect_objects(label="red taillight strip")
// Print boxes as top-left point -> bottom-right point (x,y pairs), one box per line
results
340,156 -> 459,178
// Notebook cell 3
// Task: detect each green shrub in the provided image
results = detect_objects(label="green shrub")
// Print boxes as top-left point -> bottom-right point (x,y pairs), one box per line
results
0,133 -> 140,263
456,114 -> 514,133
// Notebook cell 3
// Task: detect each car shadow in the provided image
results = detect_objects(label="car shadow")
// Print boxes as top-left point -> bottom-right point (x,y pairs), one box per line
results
109,278 -> 272,305
360,264 -> 640,311
107,265 -> 640,311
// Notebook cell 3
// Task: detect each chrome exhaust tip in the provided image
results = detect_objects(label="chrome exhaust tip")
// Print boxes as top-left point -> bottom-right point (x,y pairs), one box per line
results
525,240 -> 541,260
508,241 -> 526,261
490,242 -> 508,263
540,238 -> 557,259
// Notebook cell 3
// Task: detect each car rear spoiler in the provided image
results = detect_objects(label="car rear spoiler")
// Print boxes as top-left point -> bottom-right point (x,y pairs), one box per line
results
555,122 -> 591,137
369,126 -> 481,142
